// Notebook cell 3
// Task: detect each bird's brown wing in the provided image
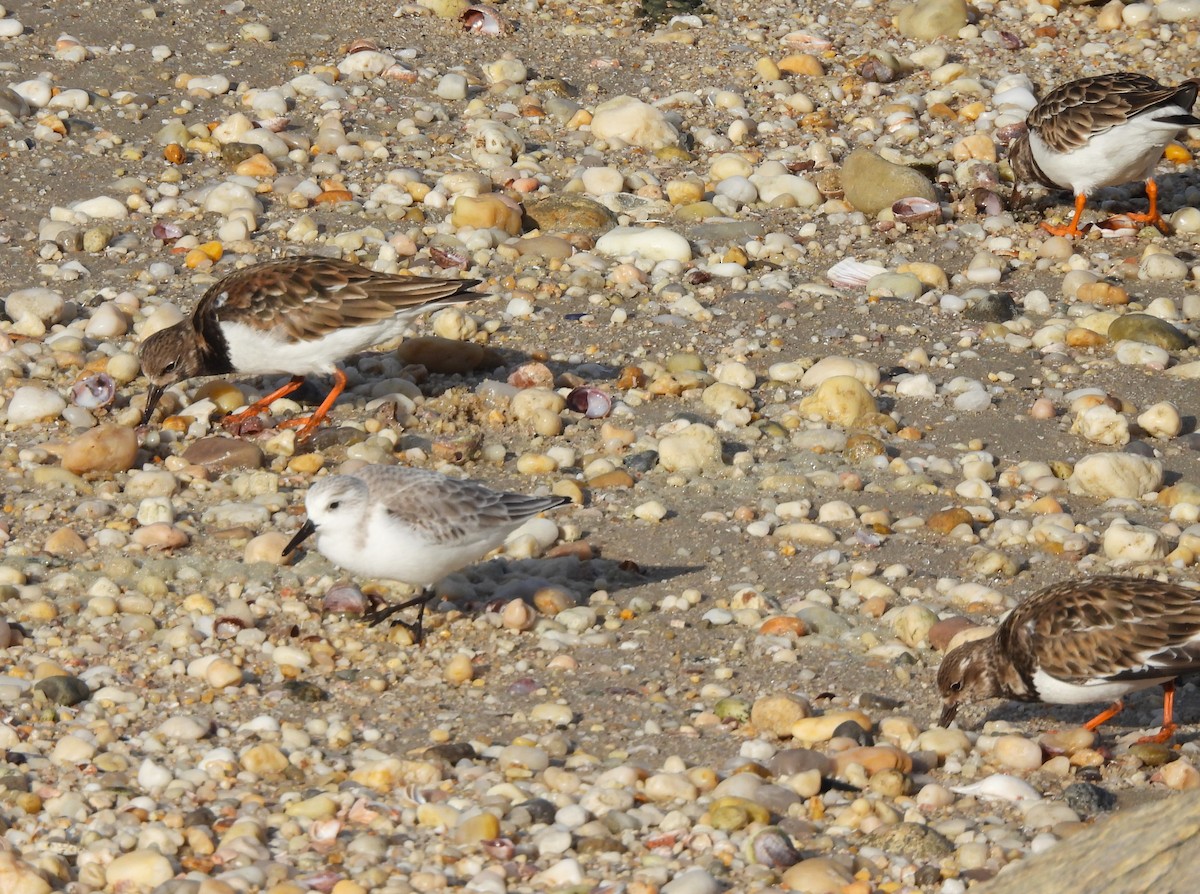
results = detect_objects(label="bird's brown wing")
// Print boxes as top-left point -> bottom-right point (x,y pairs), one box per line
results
998,576 -> 1200,684
194,256 -> 482,342
1031,73 -> 1192,153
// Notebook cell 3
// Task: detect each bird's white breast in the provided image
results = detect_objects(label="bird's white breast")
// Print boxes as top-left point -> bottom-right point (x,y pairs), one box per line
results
1031,668 -> 1168,705
1030,107 -> 1188,196
220,318 -> 408,376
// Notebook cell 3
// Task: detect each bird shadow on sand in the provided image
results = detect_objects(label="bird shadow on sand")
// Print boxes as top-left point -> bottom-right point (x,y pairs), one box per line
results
965,682 -> 1200,746
1015,168 -> 1200,223
432,552 -> 704,615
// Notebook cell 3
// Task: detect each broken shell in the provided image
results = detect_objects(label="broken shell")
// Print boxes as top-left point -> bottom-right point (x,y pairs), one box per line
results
429,246 -> 470,269
566,387 -> 612,419
481,838 -> 516,859
508,361 -> 554,389
431,432 -> 483,464
827,258 -> 888,288
461,4 -> 512,35
993,121 -> 1027,146
152,221 -> 183,242
970,188 -> 1004,217
383,63 -> 418,83
71,373 -> 116,409
214,615 -> 251,639
781,31 -> 832,51
892,196 -> 942,225
253,116 -> 290,133
1096,215 -> 1140,237
951,774 -> 1042,802
323,583 -> 369,615
345,38 -> 381,54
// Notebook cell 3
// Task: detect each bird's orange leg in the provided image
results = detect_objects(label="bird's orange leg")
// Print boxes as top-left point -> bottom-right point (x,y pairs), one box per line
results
1082,699 -> 1126,732
277,368 -> 347,441
1039,193 -> 1089,238
1124,178 -> 1172,234
1137,681 -> 1178,745
222,376 -> 306,432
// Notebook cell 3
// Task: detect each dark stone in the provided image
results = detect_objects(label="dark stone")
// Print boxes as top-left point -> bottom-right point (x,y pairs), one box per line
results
180,436 -> 264,472
511,797 -> 557,826
1122,440 -> 1157,458
625,451 -> 659,474
767,748 -> 833,776
864,822 -> 955,860
307,426 -> 370,451
603,809 -> 642,834
859,693 -> 904,712
965,292 -> 1018,323
283,680 -> 327,703
34,675 -> 90,706
832,720 -> 874,745
221,142 -> 263,165
524,195 -> 617,238
913,865 -> 944,886
424,742 -> 478,764
1064,782 -> 1117,817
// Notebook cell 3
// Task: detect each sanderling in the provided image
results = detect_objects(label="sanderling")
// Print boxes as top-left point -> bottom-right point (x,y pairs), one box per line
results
284,464 -> 571,642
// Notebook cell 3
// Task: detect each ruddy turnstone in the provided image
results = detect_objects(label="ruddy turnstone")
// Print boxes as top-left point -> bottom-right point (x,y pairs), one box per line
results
139,256 -> 482,440
1008,72 -> 1200,237
938,575 -> 1200,742
283,465 -> 571,643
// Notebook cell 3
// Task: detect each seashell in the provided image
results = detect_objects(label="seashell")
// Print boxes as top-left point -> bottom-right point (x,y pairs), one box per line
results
253,116 -> 290,133
345,38 -> 381,53
383,64 -> 418,83
566,387 -> 612,418
1096,215 -> 1140,238
298,870 -> 342,894
214,615 -> 250,639
970,188 -> 1004,217
432,433 -> 483,464
589,57 -> 621,69
747,826 -> 801,868
346,798 -> 382,824
951,773 -> 1042,802
482,837 -> 516,859
507,361 -> 554,389
323,583 -> 368,615
461,4 -> 512,35
999,30 -> 1024,50
892,196 -> 942,226
152,221 -> 183,242
71,373 -> 116,409
827,258 -> 888,288
429,246 -> 470,269
993,121 -> 1027,146
309,818 -> 342,851
781,31 -> 832,51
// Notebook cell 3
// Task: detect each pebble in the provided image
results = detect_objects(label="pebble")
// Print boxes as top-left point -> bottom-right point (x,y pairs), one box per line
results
590,95 -> 679,148
841,148 -> 939,214
62,424 -> 139,474
595,225 -> 693,263
6,385 -> 66,425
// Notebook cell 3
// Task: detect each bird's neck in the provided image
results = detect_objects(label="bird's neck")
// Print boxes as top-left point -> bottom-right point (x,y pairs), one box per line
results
195,315 -> 234,375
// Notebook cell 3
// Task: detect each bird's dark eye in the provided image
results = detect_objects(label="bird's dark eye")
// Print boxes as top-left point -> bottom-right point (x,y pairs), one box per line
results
328,500 -> 340,510
950,680 -> 963,692
163,360 -> 178,373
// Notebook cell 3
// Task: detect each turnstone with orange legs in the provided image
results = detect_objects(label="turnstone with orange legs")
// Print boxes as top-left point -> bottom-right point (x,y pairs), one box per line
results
938,575 -> 1200,743
1008,73 -> 1200,237
139,256 -> 481,440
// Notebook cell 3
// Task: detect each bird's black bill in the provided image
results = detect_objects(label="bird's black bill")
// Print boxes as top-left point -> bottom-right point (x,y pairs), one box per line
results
939,704 -> 959,728
141,384 -> 165,425
283,520 -> 316,555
